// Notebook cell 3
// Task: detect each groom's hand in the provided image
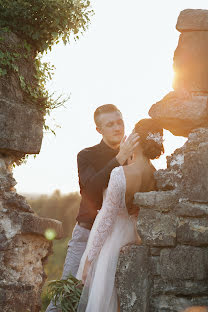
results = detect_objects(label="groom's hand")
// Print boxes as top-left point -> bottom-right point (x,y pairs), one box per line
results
116,132 -> 140,165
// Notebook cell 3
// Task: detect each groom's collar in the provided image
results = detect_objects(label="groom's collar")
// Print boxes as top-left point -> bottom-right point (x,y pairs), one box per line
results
99,139 -> 119,154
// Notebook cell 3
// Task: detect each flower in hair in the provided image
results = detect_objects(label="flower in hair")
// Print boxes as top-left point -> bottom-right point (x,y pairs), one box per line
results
146,132 -> 163,144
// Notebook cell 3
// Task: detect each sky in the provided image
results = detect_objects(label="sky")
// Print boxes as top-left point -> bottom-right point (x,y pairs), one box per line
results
13,0 -> 207,195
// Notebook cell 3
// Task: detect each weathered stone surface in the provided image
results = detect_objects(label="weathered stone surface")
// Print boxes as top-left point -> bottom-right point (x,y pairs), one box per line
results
177,217 -> 208,246
3,191 -> 33,213
0,230 -> 9,251
166,148 -> 185,169
173,31 -> 208,92
0,98 -> 43,154
175,201 -> 208,217
0,172 -> 17,192
151,295 -> 208,312
151,256 -> 160,276
149,92 -> 208,137
160,246 -> 208,280
155,128 -> 208,197
134,190 -> 179,212
181,142 -> 208,202
1,210 -> 63,240
0,156 -> 64,311
0,31 -> 36,105
153,277 -> 208,296
0,282 -> 39,312
4,235 -> 50,287
154,148 -> 185,191
137,209 -> 176,247
154,168 -> 181,191
187,127 -> 208,146
177,9 -> 208,32
150,247 -> 162,256
20,212 -> 63,239
116,245 -> 151,312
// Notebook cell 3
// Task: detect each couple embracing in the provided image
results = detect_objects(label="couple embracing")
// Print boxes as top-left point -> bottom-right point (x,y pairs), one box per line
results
46,104 -> 164,312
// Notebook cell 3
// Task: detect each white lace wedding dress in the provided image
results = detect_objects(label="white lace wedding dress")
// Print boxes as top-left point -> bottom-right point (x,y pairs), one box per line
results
76,166 -> 139,312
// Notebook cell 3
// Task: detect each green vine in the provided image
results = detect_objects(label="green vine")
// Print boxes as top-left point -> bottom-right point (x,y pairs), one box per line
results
0,1 -> 93,165
0,0 -> 93,135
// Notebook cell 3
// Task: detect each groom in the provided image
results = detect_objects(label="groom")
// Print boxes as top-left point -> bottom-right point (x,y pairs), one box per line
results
46,104 -> 139,312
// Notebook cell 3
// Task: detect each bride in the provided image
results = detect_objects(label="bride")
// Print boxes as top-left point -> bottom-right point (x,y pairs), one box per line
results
76,118 -> 164,312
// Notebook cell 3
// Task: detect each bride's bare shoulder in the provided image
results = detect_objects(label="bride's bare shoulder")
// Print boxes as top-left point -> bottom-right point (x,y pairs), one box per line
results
122,165 -> 142,194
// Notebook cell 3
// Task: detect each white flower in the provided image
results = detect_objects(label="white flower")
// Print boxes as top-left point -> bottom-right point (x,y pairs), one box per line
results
146,132 -> 163,144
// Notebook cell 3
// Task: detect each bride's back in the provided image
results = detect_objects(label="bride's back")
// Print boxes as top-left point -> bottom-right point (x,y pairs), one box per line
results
123,160 -> 156,212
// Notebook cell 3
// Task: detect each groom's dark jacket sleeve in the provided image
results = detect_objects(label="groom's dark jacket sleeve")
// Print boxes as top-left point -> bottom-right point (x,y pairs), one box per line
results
76,140 -> 120,224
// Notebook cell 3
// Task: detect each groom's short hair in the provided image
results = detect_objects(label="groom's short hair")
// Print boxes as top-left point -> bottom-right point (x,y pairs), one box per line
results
94,104 -> 122,127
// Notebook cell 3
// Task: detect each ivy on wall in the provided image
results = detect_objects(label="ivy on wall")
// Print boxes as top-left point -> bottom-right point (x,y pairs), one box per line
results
0,0 -> 92,53
0,0 -> 93,123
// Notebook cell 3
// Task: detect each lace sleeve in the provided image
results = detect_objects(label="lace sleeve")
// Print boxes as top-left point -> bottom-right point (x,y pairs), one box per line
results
87,167 -> 125,262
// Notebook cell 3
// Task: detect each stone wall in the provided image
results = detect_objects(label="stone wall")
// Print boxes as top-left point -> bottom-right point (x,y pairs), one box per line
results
0,32 -> 63,312
116,9 -> 208,312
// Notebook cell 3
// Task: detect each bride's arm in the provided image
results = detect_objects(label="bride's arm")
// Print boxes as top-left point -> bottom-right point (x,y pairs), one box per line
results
86,168 -> 124,264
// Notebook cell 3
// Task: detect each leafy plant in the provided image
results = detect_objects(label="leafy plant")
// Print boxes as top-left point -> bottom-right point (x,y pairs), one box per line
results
46,274 -> 83,312
0,0 -> 93,53
0,0 -> 93,142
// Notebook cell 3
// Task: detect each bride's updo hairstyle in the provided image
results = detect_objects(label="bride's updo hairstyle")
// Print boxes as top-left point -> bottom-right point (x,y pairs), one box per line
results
134,119 -> 164,160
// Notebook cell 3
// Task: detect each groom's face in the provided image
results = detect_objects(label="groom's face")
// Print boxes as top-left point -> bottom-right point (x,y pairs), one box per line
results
96,111 -> 124,147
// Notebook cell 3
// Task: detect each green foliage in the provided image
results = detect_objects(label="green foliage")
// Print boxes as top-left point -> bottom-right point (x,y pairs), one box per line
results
0,29 -> 69,114
0,49 -> 21,75
0,0 -> 93,53
0,0 -> 93,137
46,274 -> 83,312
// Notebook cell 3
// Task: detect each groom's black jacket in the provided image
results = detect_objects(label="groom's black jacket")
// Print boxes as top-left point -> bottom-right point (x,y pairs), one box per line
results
76,140 -> 120,226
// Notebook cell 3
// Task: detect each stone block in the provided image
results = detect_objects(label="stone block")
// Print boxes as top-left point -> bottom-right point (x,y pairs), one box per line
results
177,9 -> 208,32
20,212 -> 64,239
154,168 -> 181,191
149,92 -> 208,137
177,217 -> 208,246
4,234 -> 51,286
3,191 -> 33,213
0,230 -> 9,251
173,31 -> 208,92
137,209 -> 176,247
134,190 -> 179,212
186,127 -> 208,148
175,201 -> 208,217
150,247 -> 162,256
182,143 -> 208,202
1,210 -> 63,240
153,277 -> 208,296
116,245 -> 151,312
160,246 -> 208,280
151,294 -> 208,312
0,172 -> 16,192
0,98 -> 43,154
151,256 -> 160,276
0,282 -> 39,312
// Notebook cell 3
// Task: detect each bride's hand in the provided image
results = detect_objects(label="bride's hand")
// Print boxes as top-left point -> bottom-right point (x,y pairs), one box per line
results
82,257 -> 91,284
